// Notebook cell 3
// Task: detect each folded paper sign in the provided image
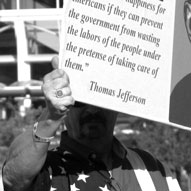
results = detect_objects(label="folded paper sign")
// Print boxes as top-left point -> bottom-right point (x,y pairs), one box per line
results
59,0 -> 191,130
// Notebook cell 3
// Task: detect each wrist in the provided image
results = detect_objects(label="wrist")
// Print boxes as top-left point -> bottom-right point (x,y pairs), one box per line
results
45,100 -> 69,121
34,108 -> 66,142
39,107 -> 68,121
33,121 -> 55,143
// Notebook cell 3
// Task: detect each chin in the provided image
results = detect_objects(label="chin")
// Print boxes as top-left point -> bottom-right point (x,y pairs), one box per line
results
82,131 -> 105,139
80,128 -> 106,140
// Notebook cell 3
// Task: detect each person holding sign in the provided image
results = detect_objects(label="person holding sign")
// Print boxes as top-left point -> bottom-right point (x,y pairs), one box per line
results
2,57 -> 182,191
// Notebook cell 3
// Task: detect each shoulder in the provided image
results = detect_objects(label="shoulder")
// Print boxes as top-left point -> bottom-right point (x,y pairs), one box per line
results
128,147 -> 166,176
113,137 -> 164,173
124,147 -> 182,191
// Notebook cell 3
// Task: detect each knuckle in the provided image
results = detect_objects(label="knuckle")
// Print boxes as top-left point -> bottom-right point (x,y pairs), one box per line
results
57,69 -> 65,76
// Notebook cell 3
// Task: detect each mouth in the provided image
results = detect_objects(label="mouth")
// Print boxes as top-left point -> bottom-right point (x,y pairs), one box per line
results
79,113 -> 106,139
79,113 -> 106,127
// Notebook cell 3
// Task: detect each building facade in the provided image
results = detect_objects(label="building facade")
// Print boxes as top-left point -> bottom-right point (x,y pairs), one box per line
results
0,0 -> 64,118
0,0 -> 63,86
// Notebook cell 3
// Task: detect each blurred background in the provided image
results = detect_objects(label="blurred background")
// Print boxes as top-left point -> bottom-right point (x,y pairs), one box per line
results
0,1 -> 191,191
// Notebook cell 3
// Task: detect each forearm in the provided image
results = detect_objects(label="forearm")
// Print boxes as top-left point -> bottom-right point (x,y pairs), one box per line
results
2,108 -> 64,191
3,129 -> 48,191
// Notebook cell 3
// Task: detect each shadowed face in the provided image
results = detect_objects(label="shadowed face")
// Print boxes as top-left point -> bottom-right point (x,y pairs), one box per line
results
64,102 -> 118,145
184,0 -> 191,43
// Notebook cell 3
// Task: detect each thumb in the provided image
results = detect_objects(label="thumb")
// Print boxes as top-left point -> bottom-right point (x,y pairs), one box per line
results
51,56 -> 59,69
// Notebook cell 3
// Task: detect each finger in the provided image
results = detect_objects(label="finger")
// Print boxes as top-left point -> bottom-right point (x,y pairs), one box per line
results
43,69 -> 68,83
42,78 -> 70,96
55,87 -> 72,98
51,78 -> 70,90
51,56 -> 59,69
51,96 -> 75,111
42,83 -> 72,101
59,96 -> 75,110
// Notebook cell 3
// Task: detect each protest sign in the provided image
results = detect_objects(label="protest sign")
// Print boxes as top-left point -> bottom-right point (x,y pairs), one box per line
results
59,0 -> 191,130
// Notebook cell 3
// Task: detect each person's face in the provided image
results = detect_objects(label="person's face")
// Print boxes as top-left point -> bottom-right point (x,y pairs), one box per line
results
184,0 -> 191,43
64,102 -> 118,144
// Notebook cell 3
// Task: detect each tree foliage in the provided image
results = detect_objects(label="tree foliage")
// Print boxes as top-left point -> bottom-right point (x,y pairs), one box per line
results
136,120 -> 191,173
117,117 -> 191,190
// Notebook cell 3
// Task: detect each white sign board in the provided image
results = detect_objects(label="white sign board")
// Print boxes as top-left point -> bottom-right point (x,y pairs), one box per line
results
59,0 -> 191,130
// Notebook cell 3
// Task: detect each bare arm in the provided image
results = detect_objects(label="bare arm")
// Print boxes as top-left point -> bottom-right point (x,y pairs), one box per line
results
2,109 -> 63,191
2,57 -> 74,191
